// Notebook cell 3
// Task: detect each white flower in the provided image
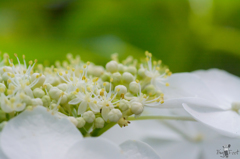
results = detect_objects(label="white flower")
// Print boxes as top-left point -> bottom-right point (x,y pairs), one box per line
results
102,108 -> 240,159
0,106 -> 160,159
69,92 -> 99,114
0,93 -> 26,113
182,69 -> 240,137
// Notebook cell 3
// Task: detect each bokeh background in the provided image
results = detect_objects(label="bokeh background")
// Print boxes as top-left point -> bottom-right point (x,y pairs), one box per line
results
1,0 -> 240,75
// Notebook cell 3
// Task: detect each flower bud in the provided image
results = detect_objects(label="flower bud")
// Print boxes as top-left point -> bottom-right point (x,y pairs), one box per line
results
76,117 -> 86,128
83,111 -> 95,123
131,102 -> 143,115
57,83 -> 68,91
126,66 -> 137,75
42,95 -> 51,107
106,61 -> 118,73
94,117 -> 105,128
32,98 -> 43,106
68,117 -> 78,126
31,73 -> 46,88
108,109 -> 122,122
122,72 -> 134,83
112,72 -> 121,84
118,64 -> 124,73
101,72 -> 111,81
115,85 -> 127,95
129,81 -> 139,94
138,68 -> 146,78
119,99 -> 130,111
48,76 -> 60,86
33,88 -> 45,98
143,84 -> 156,95
44,83 -> 53,91
49,87 -> 62,100
2,72 -> 9,81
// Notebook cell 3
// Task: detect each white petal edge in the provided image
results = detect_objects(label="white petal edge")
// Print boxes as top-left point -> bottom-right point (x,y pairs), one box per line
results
183,104 -> 240,137
64,138 -> 125,159
1,106 -> 83,159
120,140 -> 160,159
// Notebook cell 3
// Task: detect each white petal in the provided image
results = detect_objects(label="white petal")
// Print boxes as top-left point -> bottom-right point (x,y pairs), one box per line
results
0,136 -> 8,159
158,73 -> 220,103
78,101 -> 88,114
64,138 -> 124,159
15,103 -> 26,112
120,140 -> 160,159
146,97 -> 225,110
89,103 -> 99,113
194,68 -> 240,103
68,98 -> 81,105
183,104 -> 240,137
24,87 -> 34,98
102,107 -> 111,121
1,106 -> 83,159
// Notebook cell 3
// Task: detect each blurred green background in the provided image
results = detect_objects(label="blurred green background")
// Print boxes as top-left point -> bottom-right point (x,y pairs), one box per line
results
0,0 -> 240,75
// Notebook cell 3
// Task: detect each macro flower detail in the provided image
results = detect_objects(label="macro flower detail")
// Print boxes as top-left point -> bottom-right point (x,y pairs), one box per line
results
0,106 -> 161,159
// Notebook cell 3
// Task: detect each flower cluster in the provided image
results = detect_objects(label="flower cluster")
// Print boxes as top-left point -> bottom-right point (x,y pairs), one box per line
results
0,51 -> 171,135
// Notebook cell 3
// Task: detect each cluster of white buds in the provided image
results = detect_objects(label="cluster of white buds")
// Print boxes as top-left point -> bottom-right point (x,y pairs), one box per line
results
0,51 -> 171,133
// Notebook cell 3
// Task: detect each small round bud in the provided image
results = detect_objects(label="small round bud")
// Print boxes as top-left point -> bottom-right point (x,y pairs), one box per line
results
83,111 -> 95,123
48,76 -> 60,86
106,61 -> 118,73
119,99 -> 130,111
126,66 -> 137,75
42,95 -> 51,107
57,83 -> 68,91
31,98 -> 43,106
129,81 -> 139,94
138,68 -> 146,78
131,102 -> 143,115
115,85 -> 127,95
112,72 -> 121,84
118,64 -> 124,73
122,72 -> 134,83
31,73 -> 46,88
2,72 -> 10,81
89,66 -> 105,77
33,88 -> 45,98
43,83 -> 53,91
94,117 -> 105,128
108,109 -> 122,122
68,117 -> 78,126
144,84 -> 156,95
101,72 -> 111,82
49,87 -> 62,100
76,117 -> 86,128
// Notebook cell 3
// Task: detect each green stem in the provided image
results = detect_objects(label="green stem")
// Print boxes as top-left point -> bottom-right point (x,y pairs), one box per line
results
128,116 -> 196,121
90,122 -> 116,137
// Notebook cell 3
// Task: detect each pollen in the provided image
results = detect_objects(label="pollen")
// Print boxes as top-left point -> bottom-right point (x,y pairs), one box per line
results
87,61 -> 90,65
103,82 -> 107,86
94,100 -> 97,104
83,65 -> 87,69
29,61 -> 33,65
7,79 -> 11,83
76,88 -> 80,92
116,88 -> 120,92
106,103 -> 109,107
110,78 -> 113,82
82,76 -> 86,80
72,68 -> 75,72
22,55 -> 25,59
120,93 -> 124,99
165,83 -> 169,87
59,72 -> 63,76
79,70 -> 83,74
135,79 -> 139,83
